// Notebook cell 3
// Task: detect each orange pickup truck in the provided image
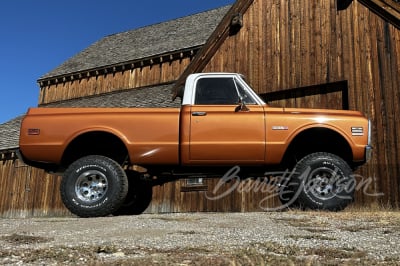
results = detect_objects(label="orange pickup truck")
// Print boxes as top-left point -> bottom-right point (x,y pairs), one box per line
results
19,73 -> 372,217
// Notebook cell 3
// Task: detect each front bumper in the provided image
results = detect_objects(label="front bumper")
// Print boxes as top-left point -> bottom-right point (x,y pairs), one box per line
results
365,145 -> 373,162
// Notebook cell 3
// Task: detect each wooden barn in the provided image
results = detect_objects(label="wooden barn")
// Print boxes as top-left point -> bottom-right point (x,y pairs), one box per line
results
1,0 -> 399,218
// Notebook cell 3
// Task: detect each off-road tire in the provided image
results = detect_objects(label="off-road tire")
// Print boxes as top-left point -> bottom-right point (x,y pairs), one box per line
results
60,155 -> 128,217
291,152 -> 355,211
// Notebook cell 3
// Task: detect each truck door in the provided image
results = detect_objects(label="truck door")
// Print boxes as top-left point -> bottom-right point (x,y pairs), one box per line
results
189,77 -> 265,164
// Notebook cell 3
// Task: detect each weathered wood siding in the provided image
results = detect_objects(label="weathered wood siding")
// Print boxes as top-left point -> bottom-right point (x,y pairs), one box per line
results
201,0 -> 400,207
39,57 -> 191,105
146,178 -> 282,213
0,158 -> 70,218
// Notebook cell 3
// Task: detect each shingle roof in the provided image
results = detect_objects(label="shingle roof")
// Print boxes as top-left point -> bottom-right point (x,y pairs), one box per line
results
39,5 -> 231,80
0,84 -> 179,151
0,116 -> 23,151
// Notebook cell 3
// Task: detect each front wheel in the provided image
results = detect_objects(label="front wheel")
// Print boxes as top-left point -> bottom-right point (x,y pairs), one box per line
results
60,155 -> 128,217
290,152 -> 355,211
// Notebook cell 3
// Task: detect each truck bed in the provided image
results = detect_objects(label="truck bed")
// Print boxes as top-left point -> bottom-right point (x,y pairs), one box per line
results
19,107 -> 181,165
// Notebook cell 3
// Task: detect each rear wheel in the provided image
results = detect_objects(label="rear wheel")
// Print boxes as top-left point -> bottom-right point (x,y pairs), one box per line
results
60,155 -> 128,217
290,152 -> 355,211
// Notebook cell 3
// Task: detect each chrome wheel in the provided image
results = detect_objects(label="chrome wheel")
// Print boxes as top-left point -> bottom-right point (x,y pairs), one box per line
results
75,170 -> 108,203
306,167 -> 339,200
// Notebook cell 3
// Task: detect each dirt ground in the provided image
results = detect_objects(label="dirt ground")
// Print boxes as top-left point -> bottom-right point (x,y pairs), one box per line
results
1,210 -> 400,265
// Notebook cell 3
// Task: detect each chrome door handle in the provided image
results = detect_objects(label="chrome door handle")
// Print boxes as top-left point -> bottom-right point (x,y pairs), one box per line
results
192,112 -> 207,116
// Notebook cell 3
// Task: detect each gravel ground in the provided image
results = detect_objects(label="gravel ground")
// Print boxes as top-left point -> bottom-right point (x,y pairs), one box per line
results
1,211 -> 400,265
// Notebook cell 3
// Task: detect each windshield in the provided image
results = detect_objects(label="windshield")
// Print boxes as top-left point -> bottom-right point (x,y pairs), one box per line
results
233,78 -> 258,104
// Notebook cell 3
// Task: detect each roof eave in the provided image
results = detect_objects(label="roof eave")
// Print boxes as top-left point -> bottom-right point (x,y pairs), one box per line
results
37,46 -> 202,87
358,0 -> 400,29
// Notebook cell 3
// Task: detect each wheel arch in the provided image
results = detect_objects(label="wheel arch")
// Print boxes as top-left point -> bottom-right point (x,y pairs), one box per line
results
61,130 -> 129,167
281,126 -> 354,168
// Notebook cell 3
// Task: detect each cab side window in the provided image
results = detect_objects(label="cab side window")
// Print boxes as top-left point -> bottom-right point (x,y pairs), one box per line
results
195,78 -> 239,105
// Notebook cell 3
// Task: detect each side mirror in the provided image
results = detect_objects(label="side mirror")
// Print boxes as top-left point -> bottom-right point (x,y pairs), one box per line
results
235,97 -> 250,112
